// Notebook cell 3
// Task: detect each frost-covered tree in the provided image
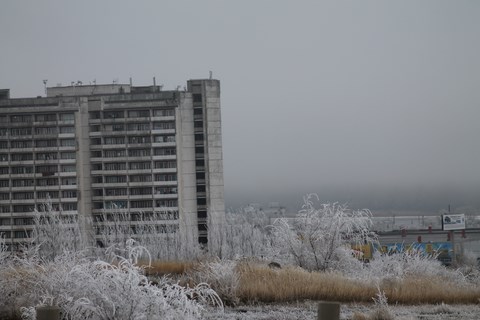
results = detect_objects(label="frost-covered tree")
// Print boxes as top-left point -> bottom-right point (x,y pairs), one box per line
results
272,194 -> 377,271
209,207 -> 272,260
94,208 -> 202,261
32,197 -> 86,260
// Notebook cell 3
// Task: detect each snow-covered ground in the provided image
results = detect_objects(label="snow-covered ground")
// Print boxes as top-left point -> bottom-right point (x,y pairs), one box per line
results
205,302 -> 480,320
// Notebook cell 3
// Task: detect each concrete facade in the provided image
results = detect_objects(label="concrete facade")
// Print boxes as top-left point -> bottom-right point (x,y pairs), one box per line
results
0,79 -> 225,251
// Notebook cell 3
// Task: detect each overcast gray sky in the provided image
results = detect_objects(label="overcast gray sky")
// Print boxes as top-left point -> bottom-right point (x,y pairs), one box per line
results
1,1 -> 479,211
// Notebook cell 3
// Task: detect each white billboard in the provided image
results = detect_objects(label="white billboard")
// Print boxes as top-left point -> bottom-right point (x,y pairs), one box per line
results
442,214 -> 466,231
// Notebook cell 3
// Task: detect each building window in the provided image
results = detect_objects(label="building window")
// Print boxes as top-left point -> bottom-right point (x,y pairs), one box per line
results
0,154 -> 8,162
35,178 -> 58,186
60,139 -> 76,147
35,140 -> 57,148
153,135 -> 176,143
130,200 -> 152,208
12,166 -> 34,174
153,109 -> 175,117
196,185 -> 206,193
37,191 -> 59,199
59,113 -> 75,121
0,167 -> 9,175
91,163 -> 102,171
90,138 -> 102,145
12,179 -> 34,187
89,111 -> 101,119
11,140 -> 33,148
105,188 -> 127,196
61,177 -> 77,185
152,122 -> 175,130
128,148 -> 150,157
153,148 -> 176,156
154,161 -> 176,169
104,149 -> 126,158
128,136 -> 150,144
36,152 -> 57,160
155,200 -> 178,207
62,190 -> 77,198
13,205 -> 35,213
35,114 -> 57,122
59,126 -> 75,134
193,94 -> 202,103
129,175 -> 152,183
105,201 -> 127,209
10,115 -> 32,123
36,165 -> 58,174
154,174 -> 177,182
104,162 -> 127,171
12,192 -> 34,200
14,230 -> 30,238
0,142 -> 8,149
0,193 -> 9,200
35,127 -> 57,135
103,111 -> 124,119
11,127 -> 32,136
0,180 -> 8,187
154,187 -> 177,194
61,165 -> 76,172
129,162 -> 151,170
62,202 -> 77,211
127,123 -> 150,131
60,152 -> 76,159
104,137 -> 125,145
128,110 -> 150,118
12,153 -> 34,161
91,151 -> 102,158
130,187 -> 152,195
104,176 -> 127,184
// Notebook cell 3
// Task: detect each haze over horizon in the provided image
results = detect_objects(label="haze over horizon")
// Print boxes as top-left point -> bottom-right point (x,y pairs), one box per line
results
1,1 -> 479,213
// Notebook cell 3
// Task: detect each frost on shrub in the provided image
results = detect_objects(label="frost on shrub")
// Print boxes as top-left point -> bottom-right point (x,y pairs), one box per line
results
272,194 -> 377,271
209,207 -> 272,260
94,209 -> 202,262
187,259 -> 240,307
2,239 -> 222,320
32,197 -> 86,260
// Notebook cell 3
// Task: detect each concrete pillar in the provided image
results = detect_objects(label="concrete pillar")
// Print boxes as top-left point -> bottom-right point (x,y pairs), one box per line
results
36,306 -> 60,320
317,301 -> 340,320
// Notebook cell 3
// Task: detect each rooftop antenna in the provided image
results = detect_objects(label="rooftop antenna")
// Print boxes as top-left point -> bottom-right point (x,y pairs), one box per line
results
129,77 -> 132,86
42,80 -> 48,95
209,71 -> 212,79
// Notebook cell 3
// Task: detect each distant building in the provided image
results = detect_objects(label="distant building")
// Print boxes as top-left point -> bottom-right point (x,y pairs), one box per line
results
0,79 -> 225,251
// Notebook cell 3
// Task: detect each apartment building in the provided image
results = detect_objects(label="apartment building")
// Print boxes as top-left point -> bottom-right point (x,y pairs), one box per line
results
0,79 -> 225,251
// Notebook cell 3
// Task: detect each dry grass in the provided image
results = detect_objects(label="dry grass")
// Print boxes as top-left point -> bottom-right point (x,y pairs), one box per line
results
383,277 -> 480,304
137,260 -> 196,276
237,263 -> 376,303
236,263 -> 480,305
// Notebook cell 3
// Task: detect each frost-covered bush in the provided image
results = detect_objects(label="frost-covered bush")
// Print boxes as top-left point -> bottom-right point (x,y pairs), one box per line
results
209,208 -> 272,260
187,259 -> 240,307
1,240 -> 222,320
352,249 -> 467,286
272,194 -> 377,271
32,197 -> 86,260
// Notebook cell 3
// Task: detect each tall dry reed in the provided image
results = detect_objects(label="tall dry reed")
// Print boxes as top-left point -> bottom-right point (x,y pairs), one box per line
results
236,263 -> 480,304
